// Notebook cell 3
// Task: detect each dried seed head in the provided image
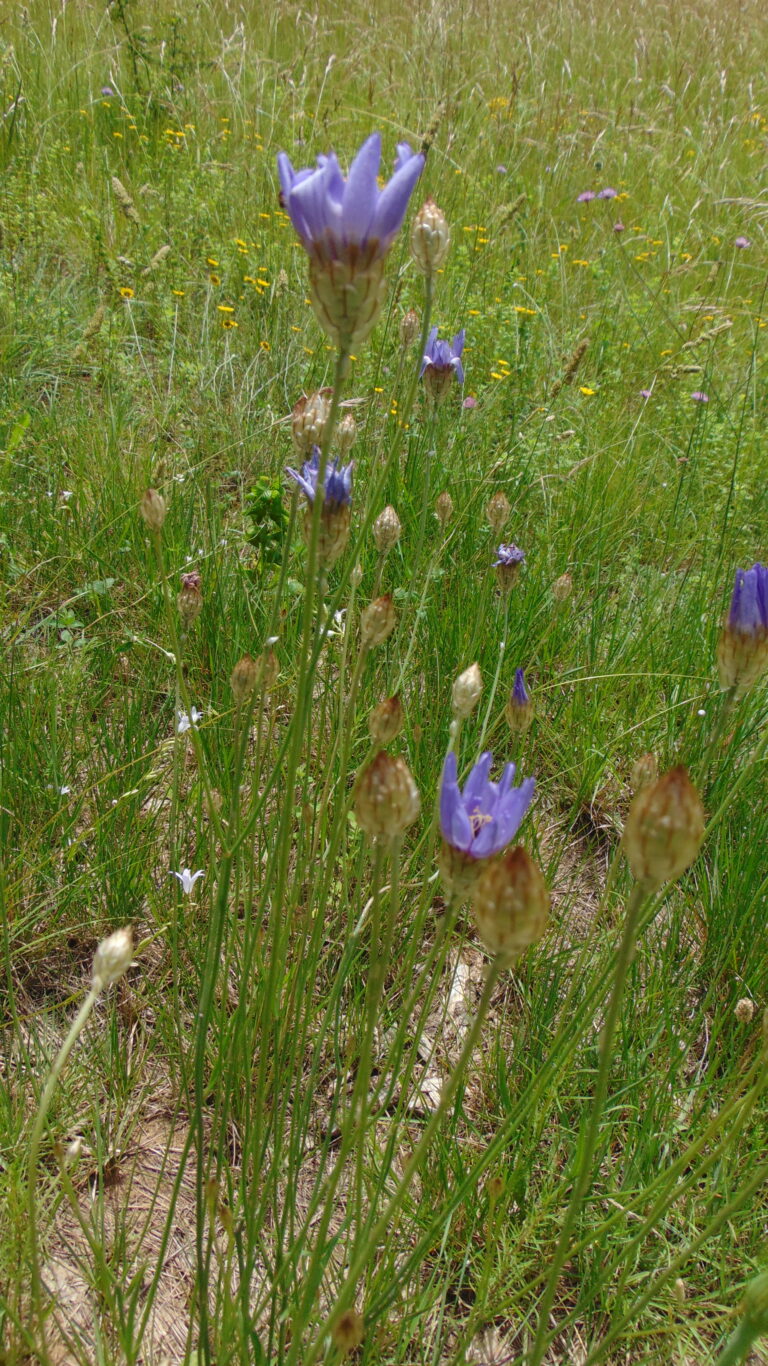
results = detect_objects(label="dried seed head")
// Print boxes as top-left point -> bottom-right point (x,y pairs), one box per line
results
452,663 -> 482,719
470,847 -> 550,964
373,504 -> 402,553
336,411 -> 357,454
399,307 -> 421,347
354,752 -> 420,840
368,694 -> 404,745
291,387 -> 333,454
411,197 -> 451,275
552,571 -> 573,602
230,655 -> 259,704
177,571 -> 202,628
630,752 -> 658,792
486,491 -> 511,537
435,490 -> 454,528
735,998 -> 755,1024
332,1309 -> 364,1354
92,926 -> 134,994
623,765 -> 705,888
140,488 -> 166,532
360,595 -> 396,648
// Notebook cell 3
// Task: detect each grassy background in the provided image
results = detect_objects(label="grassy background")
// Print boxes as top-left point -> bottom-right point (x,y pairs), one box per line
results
1,0 -> 768,1361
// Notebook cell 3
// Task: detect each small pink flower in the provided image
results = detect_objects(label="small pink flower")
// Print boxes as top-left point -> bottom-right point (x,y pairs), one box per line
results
734,235 -> 751,249
691,391 -> 709,403
463,395 -> 478,409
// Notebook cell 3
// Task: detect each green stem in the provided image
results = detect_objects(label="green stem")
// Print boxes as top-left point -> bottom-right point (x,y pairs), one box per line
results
478,593 -> 511,752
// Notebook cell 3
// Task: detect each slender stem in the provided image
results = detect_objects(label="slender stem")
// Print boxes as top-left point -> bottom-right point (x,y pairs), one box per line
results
528,879 -> 649,1365
712,1318 -> 765,1366
478,593 -> 511,752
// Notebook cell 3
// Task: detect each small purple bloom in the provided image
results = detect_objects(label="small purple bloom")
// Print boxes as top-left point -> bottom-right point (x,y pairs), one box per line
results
640,388 -> 652,399
597,187 -> 618,199
421,327 -> 466,384
439,752 -> 535,859
691,391 -> 709,403
734,235 -> 751,249
512,667 -> 530,705
577,190 -> 597,203
728,563 -> 768,635
101,85 -> 114,97
462,395 -> 478,409
496,164 -> 508,175
613,221 -> 625,232
494,543 -> 526,568
285,446 -> 352,509
277,132 -> 424,262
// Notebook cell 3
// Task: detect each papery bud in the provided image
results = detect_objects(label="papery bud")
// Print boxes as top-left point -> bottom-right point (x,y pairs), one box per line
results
332,1310 -> 365,1355
437,840 -> 485,899
716,563 -> 768,696
255,647 -> 280,691
435,491 -> 454,528
411,197 -> 451,275
623,766 -> 705,888
400,308 -> 420,347
630,752 -> 658,792
304,504 -> 352,567
92,926 -> 134,994
735,998 -> 755,1024
350,562 -> 364,586
309,253 -> 387,349
140,488 -> 166,532
505,668 -> 533,733
373,505 -> 402,553
177,571 -> 202,628
360,595 -> 396,648
368,694 -> 404,745
230,655 -> 259,704
354,751 -> 420,839
337,412 -> 357,454
291,388 -> 333,454
452,663 -> 482,719
486,491 -> 511,537
470,847 -> 550,964
552,572 -> 573,602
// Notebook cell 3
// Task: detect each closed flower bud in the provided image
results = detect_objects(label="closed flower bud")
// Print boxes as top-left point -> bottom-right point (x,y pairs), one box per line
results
717,563 -> 768,695
140,488 -> 166,532
332,1309 -> 364,1354
368,694 -> 404,744
411,197 -> 451,275
735,998 -> 755,1024
177,571 -> 202,628
304,503 -> 352,567
552,571 -> 573,602
291,388 -> 333,454
435,490 -> 454,528
470,847 -> 550,964
452,663 -> 482,719
360,595 -> 396,648
230,655 -> 259,704
630,752 -> 658,792
399,307 -> 421,347
373,504 -> 402,553
337,411 -> 357,454
255,647 -> 280,691
437,840 -> 485,899
623,765 -> 705,888
92,926 -> 134,994
354,751 -> 420,840
486,491 -> 511,537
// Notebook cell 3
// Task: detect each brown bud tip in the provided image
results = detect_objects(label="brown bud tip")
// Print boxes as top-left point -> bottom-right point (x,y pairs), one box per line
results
411,197 -> 451,275
435,490 -> 454,528
177,571 -> 202,628
630,752 -> 658,792
354,752 -> 420,840
368,694 -> 404,745
140,488 -> 166,532
336,411 -> 357,454
332,1309 -> 364,1354
373,504 -> 402,553
470,848 -> 550,964
360,595 -> 396,648
552,571 -> 573,602
623,765 -> 705,888
486,491 -> 511,536
735,998 -> 755,1024
92,926 -> 134,993
399,307 -> 421,347
452,663 -> 482,719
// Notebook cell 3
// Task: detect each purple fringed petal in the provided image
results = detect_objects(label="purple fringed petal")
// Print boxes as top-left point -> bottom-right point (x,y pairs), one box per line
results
462,752 -> 493,807
394,140 -> 417,173
439,752 -> 473,851
277,151 -> 297,199
452,329 -> 465,357
341,133 -> 381,240
372,150 -> 425,246
453,357 -> 465,385
730,564 -> 768,633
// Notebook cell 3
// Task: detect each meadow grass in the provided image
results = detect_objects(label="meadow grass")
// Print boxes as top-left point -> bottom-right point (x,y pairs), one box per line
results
1,0 -> 768,1361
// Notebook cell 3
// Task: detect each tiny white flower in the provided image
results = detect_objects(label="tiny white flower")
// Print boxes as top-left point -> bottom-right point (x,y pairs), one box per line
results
61,490 -> 74,501
265,635 -> 279,646
170,868 -> 205,894
177,707 -> 202,734
59,785 -> 71,795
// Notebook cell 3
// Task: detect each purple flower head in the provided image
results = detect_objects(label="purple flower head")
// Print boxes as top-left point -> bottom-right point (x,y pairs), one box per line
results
494,543 -> 526,568
285,446 -> 352,510
640,388 -> 652,399
439,751 -> 535,859
691,391 -> 709,403
512,667 -> 530,705
734,235 -> 751,249
463,395 -> 478,409
728,563 -> 768,635
613,220 -> 625,232
420,327 -> 466,384
496,164 -> 508,175
277,133 -> 424,262
101,85 -> 114,97
577,190 -> 596,203
597,187 -> 618,199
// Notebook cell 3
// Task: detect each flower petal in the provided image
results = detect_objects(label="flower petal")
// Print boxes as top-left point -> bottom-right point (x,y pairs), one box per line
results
341,132 -> 381,241
372,151 -> 425,246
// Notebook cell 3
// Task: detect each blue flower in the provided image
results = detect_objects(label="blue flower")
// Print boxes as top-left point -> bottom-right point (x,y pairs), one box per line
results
728,563 -> 768,634
420,327 -> 465,384
286,447 -> 353,510
439,751 -> 535,860
494,543 -> 525,569
277,133 -> 424,263
512,668 -> 529,705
